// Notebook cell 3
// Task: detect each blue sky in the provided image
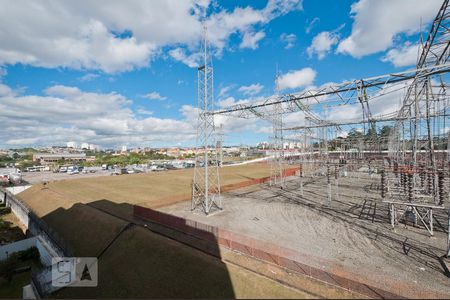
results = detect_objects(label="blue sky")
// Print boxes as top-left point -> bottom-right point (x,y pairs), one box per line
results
0,0 -> 444,149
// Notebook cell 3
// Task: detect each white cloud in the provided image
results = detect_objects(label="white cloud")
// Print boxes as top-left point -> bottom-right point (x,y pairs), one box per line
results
45,85 -> 82,97
218,85 -> 233,99
0,83 -> 13,96
280,33 -> 297,49
0,67 -> 7,78
305,17 -> 320,34
0,0 -> 302,72
136,107 -> 154,116
208,0 -> 301,52
277,68 -> 317,90
337,0 -> 442,57
79,73 -> 100,82
307,31 -> 339,59
327,82 -> 407,121
0,83 -> 197,148
218,97 -> 241,108
169,48 -> 200,68
381,42 -> 419,67
238,83 -> 264,96
142,92 -> 167,101
216,95 -> 267,110
240,31 -> 266,49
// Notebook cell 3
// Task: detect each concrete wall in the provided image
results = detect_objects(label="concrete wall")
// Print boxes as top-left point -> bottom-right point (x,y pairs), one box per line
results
0,189 -> 5,204
134,205 -> 399,299
0,187 -> 70,256
0,188 -> 69,298
1,188 -> 30,228
35,236 -> 60,266
0,237 -> 36,261
6,185 -> 32,195
0,236 -> 60,267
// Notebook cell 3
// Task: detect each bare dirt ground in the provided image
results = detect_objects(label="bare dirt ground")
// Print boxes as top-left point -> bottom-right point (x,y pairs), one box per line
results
161,174 -> 450,299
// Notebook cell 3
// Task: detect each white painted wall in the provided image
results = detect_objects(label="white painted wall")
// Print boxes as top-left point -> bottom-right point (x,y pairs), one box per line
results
6,185 -> 32,195
0,237 -> 36,260
0,235 -> 59,268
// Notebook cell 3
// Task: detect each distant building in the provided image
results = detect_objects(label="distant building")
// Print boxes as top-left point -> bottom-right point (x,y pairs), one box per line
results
166,148 -> 180,157
88,144 -> 99,151
81,143 -> 90,150
67,141 -> 77,148
32,153 -> 86,165
121,145 -> 128,152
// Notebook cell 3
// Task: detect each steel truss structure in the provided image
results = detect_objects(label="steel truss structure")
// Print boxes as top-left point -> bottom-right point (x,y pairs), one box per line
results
192,0 -> 450,257
269,77 -> 285,187
384,0 -> 450,240
192,26 -> 221,215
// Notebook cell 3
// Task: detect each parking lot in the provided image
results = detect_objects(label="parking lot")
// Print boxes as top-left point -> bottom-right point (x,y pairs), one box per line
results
22,170 -> 114,184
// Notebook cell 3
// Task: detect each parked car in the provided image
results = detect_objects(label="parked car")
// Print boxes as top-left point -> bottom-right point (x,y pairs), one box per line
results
154,165 -> 166,172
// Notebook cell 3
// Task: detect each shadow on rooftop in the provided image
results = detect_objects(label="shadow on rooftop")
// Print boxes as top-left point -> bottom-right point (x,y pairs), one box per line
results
39,199 -> 235,299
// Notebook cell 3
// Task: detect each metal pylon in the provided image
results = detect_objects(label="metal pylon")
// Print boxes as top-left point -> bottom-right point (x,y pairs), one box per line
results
192,26 -> 221,215
217,124 -> 224,168
270,74 -> 285,187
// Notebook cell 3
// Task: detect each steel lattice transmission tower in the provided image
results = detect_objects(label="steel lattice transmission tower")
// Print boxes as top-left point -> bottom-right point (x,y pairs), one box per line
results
192,26 -> 221,214
388,0 -> 450,169
269,74 -> 285,187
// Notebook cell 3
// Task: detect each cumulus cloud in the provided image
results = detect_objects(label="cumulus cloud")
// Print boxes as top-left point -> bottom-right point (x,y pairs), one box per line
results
216,94 -> 269,119
277,68 -> 317,90
337,0 -> 441,57
217,96 -> 251,108
0,0 -> 302,72
307,31 -> 339,59
238,83 -> 264,96
207,0 -> 301,52
381,42 -> 419,67
142,92 -> 167,101
280,33 -> 297,49
169,48 -> 201,68
0,83 -> 13,96
0,83 -> 196,148
239,31 -> 266,49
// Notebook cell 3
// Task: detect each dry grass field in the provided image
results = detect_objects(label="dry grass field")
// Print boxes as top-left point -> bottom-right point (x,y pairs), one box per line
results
17,163 -> 271,220
15,163 -> 331,298
12,163 -> 371,298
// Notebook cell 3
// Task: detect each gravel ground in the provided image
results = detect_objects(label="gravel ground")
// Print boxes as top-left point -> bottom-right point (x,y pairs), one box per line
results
161,175 -> 450,299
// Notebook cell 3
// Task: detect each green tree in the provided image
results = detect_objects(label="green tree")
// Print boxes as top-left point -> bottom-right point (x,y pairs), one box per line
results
380,125 -> 392,137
